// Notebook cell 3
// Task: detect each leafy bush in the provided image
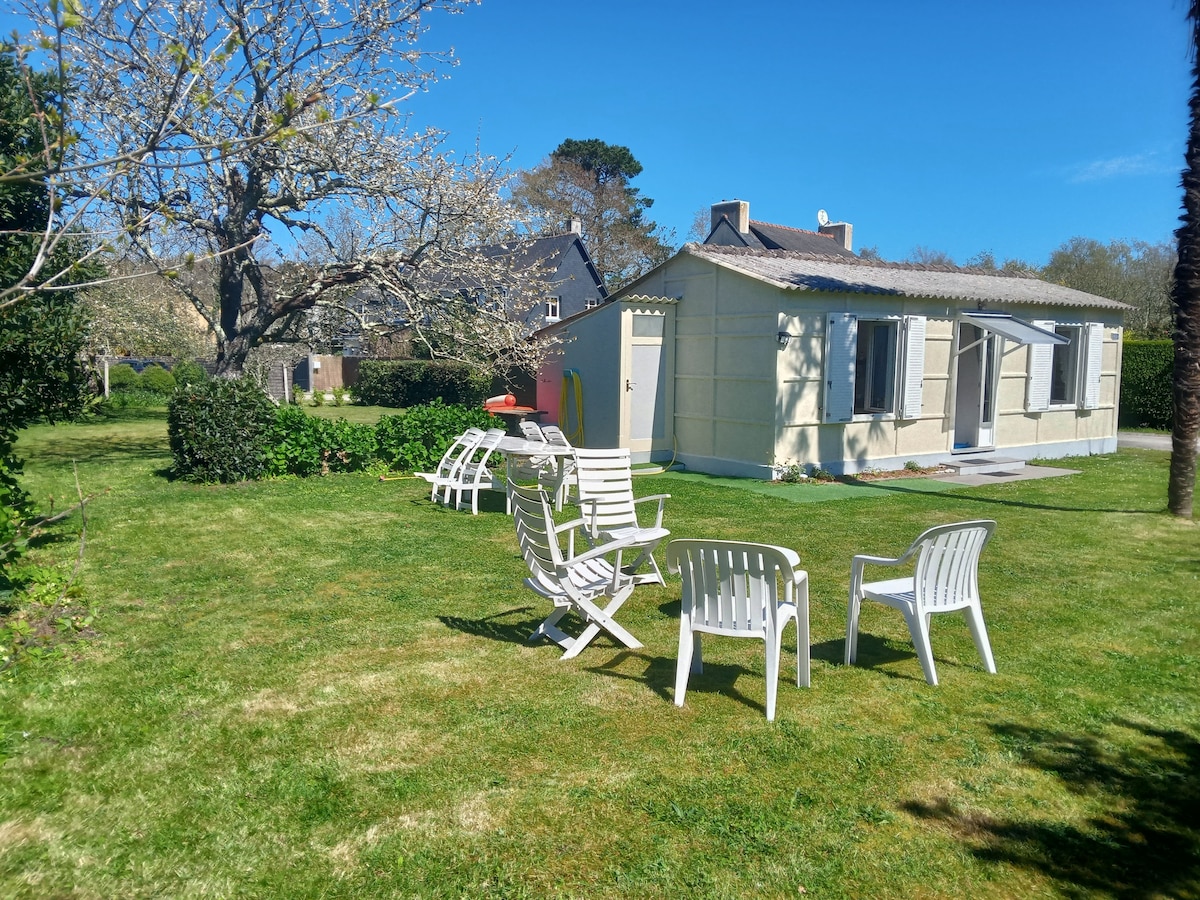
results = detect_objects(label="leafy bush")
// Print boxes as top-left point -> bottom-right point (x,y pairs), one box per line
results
139,364 -> 176,395
168,378 -> 277,483
171,359 -> 208,388
1120,340 -> 1173,430
353,360 -> 490,408
0,431 -> 32,578
107,363 -> 140,391
375,400 -> 496,473
331,386 -> 347,407
267,408 -> 378,477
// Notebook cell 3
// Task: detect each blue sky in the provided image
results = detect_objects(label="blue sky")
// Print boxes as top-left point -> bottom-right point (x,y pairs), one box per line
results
404,0 -> 1193,266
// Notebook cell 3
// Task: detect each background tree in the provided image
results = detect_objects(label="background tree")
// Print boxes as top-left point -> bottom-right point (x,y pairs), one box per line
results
512,138 -> 675,289
1167,2 -> 1200,518
81,266 -> 214,359
1042,237 -> 1174,338
9,0 -> 551,379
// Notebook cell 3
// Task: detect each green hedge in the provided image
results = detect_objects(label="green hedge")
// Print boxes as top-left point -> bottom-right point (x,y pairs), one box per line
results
168,378 -> 277,483
1120,340 -> 1173,430
353,360 -> 491,408
375,400 -> 497,473
169,388 -> 498,483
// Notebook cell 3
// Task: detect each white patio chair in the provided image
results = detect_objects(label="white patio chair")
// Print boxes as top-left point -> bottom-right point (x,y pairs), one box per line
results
667,539 -> 810,722
504,422 -> 555,514
845,520 -> 997,686
447,427 -> 506,515
519,421 -> 546,441
536,424 -> 576,509
572,448 -> 670,585
414,427 -> 485,504
510,484 -> 642,660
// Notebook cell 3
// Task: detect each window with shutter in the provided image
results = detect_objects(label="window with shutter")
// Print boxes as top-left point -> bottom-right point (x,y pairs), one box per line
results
824,314 -> 914,421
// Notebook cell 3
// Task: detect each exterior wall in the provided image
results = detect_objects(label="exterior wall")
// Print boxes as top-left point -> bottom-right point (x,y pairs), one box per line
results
523,241 -> 606,330
663,257 -> 779,476
542,302 -> 623,446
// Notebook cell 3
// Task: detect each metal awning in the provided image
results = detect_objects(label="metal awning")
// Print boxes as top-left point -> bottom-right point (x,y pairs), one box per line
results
961,312 -> 1068,346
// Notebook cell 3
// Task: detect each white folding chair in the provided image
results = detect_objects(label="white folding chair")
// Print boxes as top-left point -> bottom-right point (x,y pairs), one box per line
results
414,428 -> 485,504
510,484 -> 642,660
572,448 -> 670,585
447,428 -> 506,514
846,520 -> 997,686
667,539 -> 810,722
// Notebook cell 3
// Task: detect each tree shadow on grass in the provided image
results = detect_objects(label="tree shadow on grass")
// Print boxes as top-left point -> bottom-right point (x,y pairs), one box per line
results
902,719 -> 1200,899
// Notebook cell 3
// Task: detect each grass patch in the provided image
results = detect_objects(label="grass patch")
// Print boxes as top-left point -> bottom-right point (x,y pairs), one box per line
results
2,416 -> 1197,897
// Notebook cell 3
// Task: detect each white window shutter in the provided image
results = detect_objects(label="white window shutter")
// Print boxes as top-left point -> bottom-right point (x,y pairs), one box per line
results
901,315 -> 926,419
824,313 -> 857,423
1025,319 -> 1054,412
1082,322 -> 1104,409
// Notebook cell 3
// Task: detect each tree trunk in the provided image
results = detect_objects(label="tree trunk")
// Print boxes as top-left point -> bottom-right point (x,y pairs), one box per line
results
1168,4 -> 1200,518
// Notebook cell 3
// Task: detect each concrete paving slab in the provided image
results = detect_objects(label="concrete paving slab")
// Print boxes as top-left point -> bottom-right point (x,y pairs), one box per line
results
932,464 -> 1081,488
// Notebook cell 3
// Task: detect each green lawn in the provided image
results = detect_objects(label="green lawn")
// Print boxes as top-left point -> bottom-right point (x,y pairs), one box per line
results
2,412 -> 1197,898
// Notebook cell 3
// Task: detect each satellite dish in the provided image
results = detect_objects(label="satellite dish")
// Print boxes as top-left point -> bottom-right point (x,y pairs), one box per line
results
816,209 -> 830,227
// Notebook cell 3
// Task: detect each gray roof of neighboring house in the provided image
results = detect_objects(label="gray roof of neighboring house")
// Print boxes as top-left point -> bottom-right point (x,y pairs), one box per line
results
705,216 -> 858,257
686,244 -> 1132,310
479,233 -> 607,296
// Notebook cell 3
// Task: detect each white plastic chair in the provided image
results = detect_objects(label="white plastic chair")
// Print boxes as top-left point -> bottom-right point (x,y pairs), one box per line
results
519,421 -> 546,442
537,424 -> 576,509
667,539 -> 810,722
504,422 -> 555,514
572,448 -> 670,585
447,428 -> 506,514
845,520 -> 997,686
510,484 -> 642,660
414,428 -> 485,504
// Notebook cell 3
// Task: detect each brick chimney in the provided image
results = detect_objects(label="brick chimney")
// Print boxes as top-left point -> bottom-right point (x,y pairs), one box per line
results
710,200 -> 750,235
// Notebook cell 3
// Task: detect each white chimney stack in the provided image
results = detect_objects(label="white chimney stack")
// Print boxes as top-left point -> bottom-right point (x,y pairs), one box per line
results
710,200 -> 750,235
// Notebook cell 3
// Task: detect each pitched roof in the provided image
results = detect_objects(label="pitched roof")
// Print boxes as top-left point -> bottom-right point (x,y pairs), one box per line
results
705,216 -> 857,257
479,232 -> 607,297
685,244 -> 1131,310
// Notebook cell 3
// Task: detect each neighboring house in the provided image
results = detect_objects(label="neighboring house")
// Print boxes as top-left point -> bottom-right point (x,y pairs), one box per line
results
704,199 -> 857,258
537,241 -> 1130,478
332,222 -> 607,354
479,222 -> 608,330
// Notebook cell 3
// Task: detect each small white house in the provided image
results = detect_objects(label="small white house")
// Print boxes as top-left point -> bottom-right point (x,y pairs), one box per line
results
537,243 -> 1130,478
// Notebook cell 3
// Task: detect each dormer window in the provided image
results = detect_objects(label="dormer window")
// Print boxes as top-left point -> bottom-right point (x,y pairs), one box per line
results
545,297 -> 560,320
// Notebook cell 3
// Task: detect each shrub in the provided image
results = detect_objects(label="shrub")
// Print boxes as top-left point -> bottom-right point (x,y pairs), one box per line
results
1120,340 -> 1173,430
139,364 -> 176,395
107,363 -> 139,391
310,389 -> 325,407
331,386 -> 347,407
267,408 -> 378,477
375,400 -> 496,473
168,378 -> 277,483
171,360 -> 208,388
353,360 -> 490,408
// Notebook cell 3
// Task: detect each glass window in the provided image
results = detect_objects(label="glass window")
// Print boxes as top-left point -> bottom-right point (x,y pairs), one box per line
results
632,314 -> 664,337
545,297 -> 560,319
1050,325 -> 1080,405
853,320 -> 897,414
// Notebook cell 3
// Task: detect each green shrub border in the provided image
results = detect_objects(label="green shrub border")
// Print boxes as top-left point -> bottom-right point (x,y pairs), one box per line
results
170,387 -> 499,483
1120,340 -> 1173,430
353,360 -> 491,408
